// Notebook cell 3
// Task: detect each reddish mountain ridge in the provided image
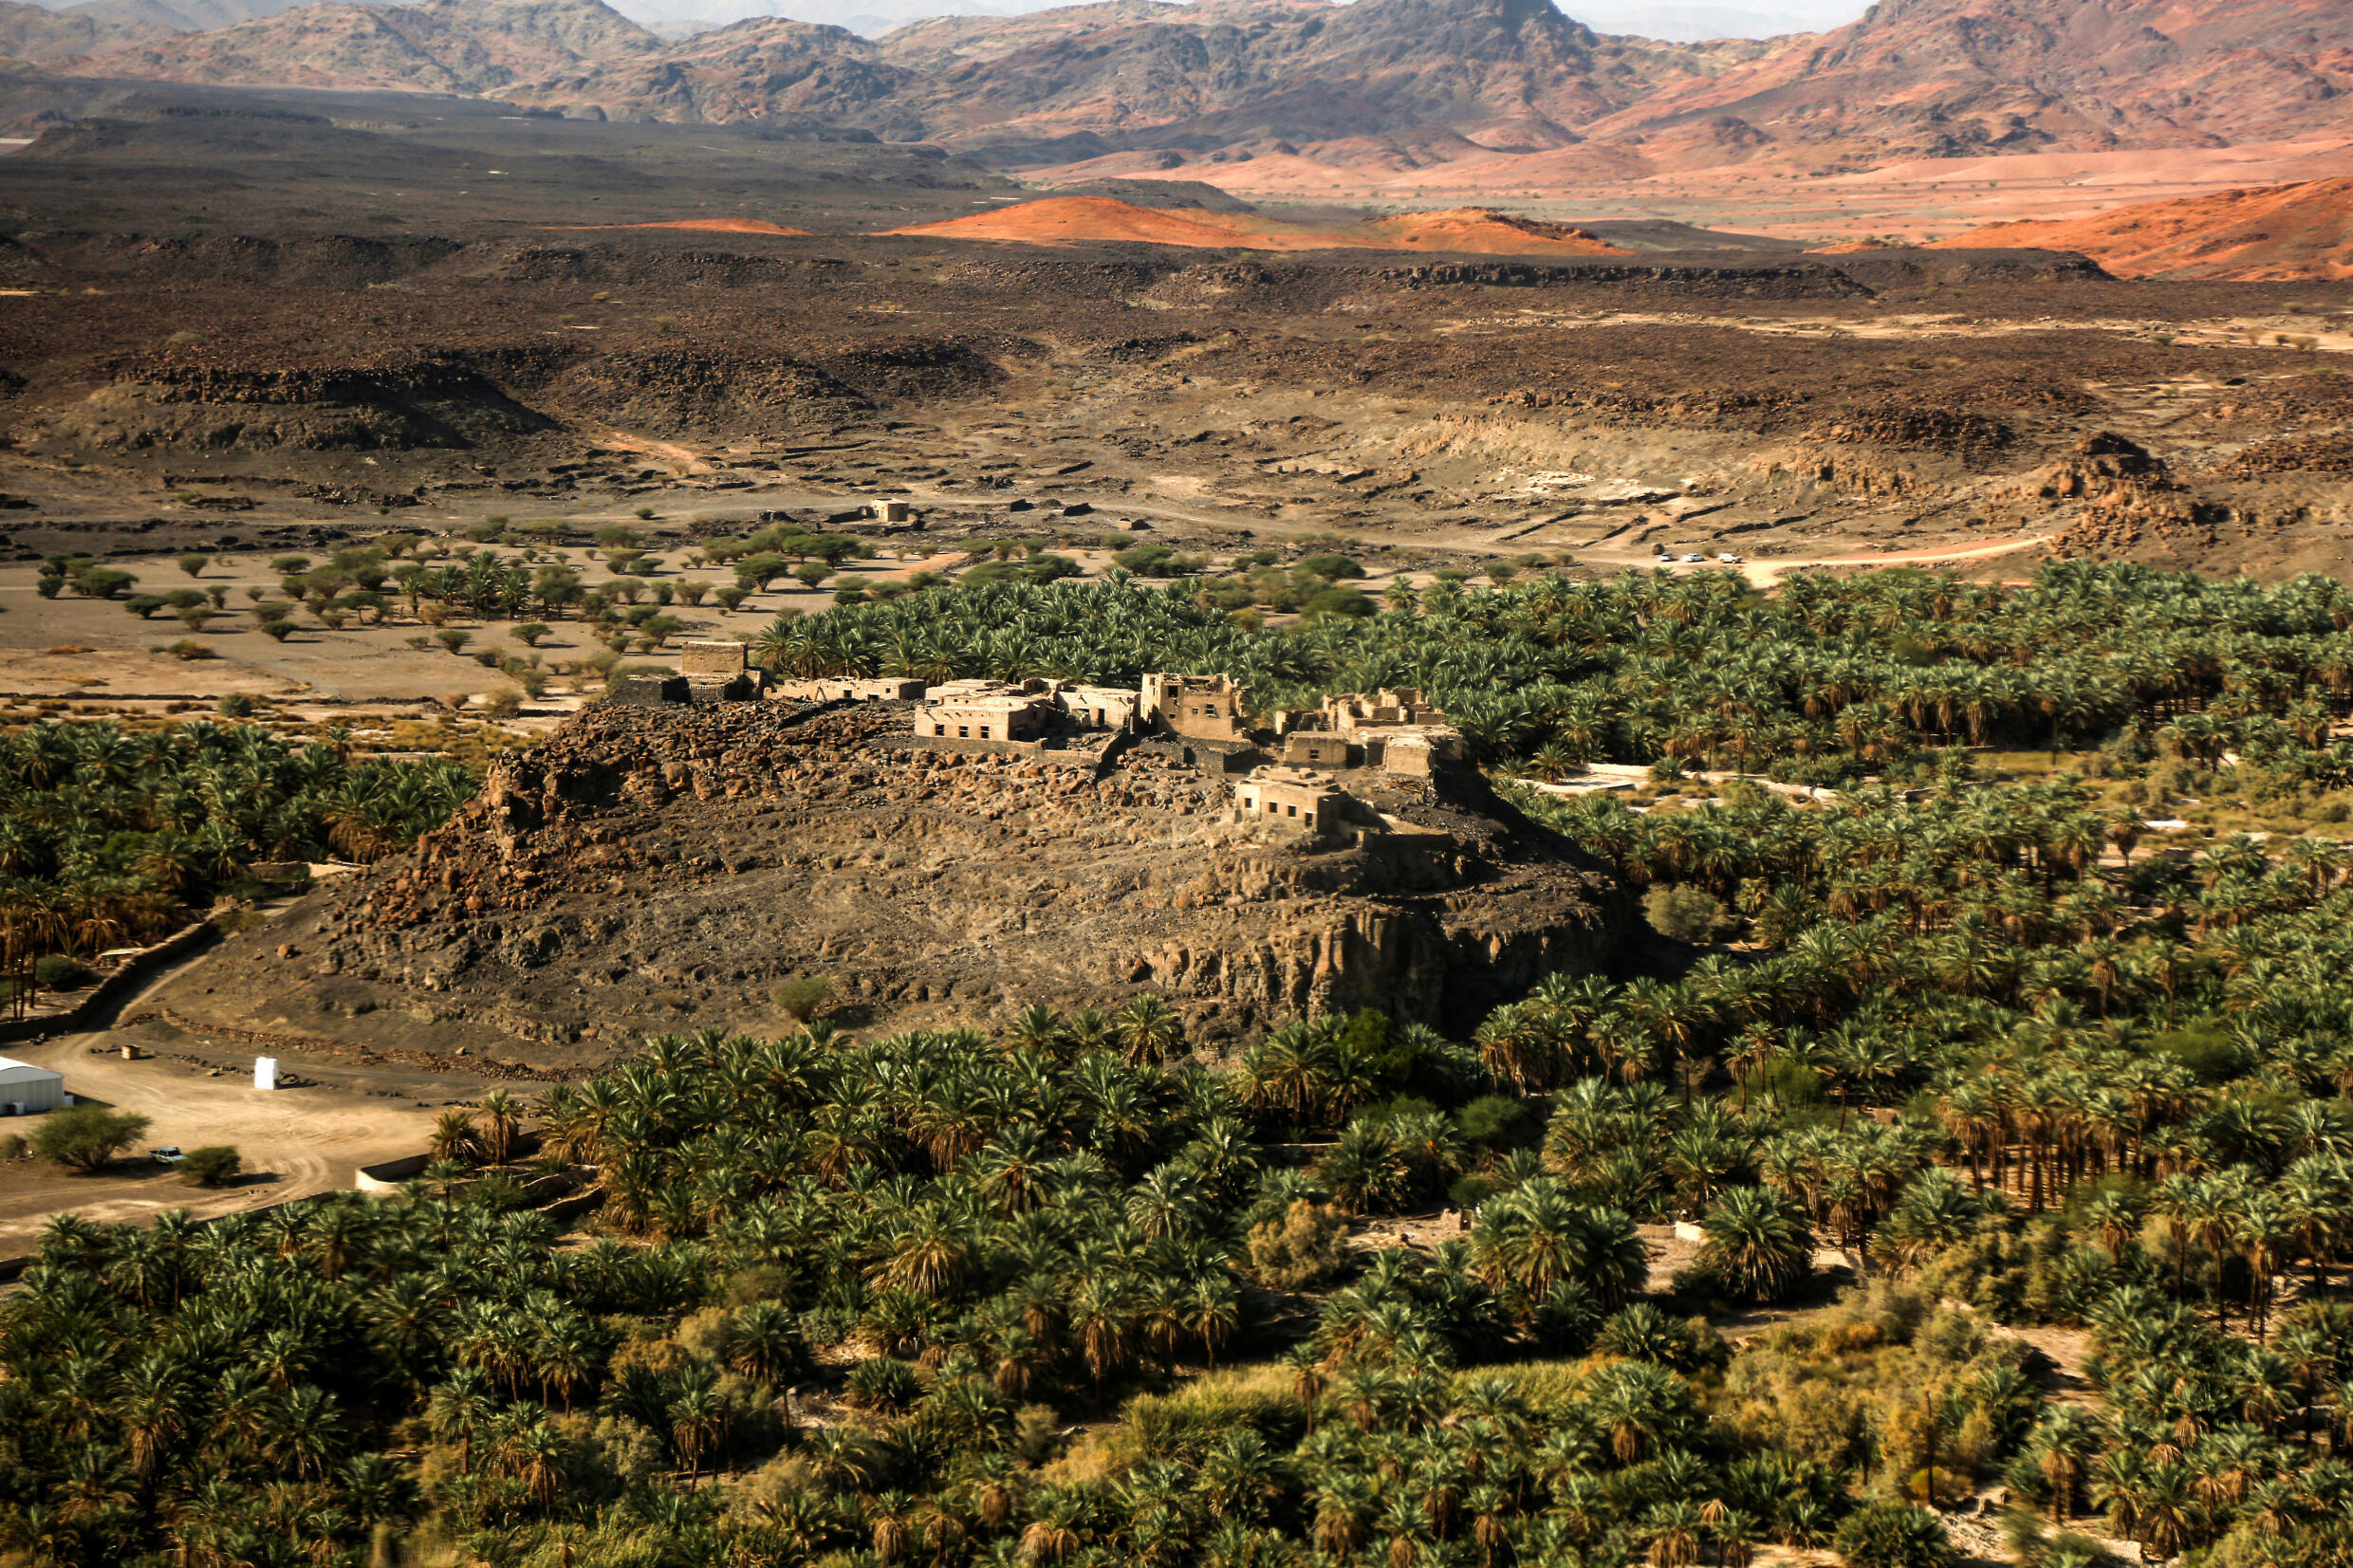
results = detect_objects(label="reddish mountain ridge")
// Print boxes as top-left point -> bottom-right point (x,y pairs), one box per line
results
38,0 -> 2353,192
1584,0 -> 2353,165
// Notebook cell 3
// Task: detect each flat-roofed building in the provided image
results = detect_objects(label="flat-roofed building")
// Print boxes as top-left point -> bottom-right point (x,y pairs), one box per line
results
1233,766 -> 1343,830
922,684 -> 1054,742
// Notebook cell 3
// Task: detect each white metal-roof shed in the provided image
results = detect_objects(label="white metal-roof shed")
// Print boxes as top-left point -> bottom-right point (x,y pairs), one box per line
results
0,1057 -> 65,1115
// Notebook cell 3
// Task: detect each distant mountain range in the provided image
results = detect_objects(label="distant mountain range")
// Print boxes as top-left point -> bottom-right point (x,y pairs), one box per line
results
6,0 -> 2347,183
597,0 -> 1869,45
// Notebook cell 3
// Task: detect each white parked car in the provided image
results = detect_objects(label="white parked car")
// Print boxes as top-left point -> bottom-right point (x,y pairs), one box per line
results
1679,553 -> 1706,563
1717,553 -> 1743,563
149,1146 -> 185,1165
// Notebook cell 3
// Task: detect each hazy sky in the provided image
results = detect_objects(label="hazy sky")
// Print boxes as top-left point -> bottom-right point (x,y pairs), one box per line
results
615,0 -> 1878,41
1561,0 -> 1872,36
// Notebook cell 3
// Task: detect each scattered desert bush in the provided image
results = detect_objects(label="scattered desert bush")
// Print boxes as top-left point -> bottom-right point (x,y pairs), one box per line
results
32,1104 -> 153,1173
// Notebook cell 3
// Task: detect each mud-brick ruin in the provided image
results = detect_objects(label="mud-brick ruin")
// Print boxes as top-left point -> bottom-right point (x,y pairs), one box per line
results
612,639 -> 767,706
898,670 -> 1470,837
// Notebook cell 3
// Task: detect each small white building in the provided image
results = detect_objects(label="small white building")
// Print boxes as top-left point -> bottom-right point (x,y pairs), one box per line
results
0,1056 -> 66,1116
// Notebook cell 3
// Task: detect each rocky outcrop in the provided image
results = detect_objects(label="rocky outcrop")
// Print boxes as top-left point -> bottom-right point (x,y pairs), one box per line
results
157,702 -> 1624,1065
26,360 -> 559,452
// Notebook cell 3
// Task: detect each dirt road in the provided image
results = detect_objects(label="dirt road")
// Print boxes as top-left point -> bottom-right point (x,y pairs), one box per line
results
0,947 -> 482,1256
1740,532 -> 2060,586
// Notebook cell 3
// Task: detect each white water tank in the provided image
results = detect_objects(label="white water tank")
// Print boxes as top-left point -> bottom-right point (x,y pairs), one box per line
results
253,1056 -> 280,1092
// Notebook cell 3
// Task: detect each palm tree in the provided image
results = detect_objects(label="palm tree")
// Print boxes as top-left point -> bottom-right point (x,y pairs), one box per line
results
477,1090 -> 523,1165
1698,1185 -> 1813,1302
1114,995 -> 1183,1066
429,1109 -> 482,1167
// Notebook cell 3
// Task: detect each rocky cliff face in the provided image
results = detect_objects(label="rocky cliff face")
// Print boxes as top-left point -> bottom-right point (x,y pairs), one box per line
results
1588,0 -> 2353,162
157,702 -> 1625,1066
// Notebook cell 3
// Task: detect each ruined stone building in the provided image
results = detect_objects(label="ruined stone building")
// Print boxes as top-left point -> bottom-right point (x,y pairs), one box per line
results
1269,686 -> 1464,775
611,640 -> 764,706
1233,765 -> 1343,830
678,640 -> 764,703
771,676 -> 928,703
1059,686 -> 1140,730
1141,672 -> 1249,743
1279,732 -> 1351,768
909,677 -> 1147,751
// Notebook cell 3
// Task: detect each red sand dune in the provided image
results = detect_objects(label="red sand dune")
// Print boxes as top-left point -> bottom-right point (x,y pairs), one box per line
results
880,196 -> 1332,249
880,196 -> 1634,255
556,219 -> 814,235
1364,208 -> 1632,256
1924,178 -> 2353,281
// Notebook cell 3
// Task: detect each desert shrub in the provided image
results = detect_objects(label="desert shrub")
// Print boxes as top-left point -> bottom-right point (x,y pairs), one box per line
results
32,954 -> 93,989
124,596 -> 167,619
1113,544 -> 1176,575
714,586 -> 749,612
1124,1365 -> 1303,1456
70,567 -> 137,600
1644,882 -> 1735,943
260,622 -> 296,642
775,975 -> 832,1023
179,1146 -> 242,1188
1303,586 -> 1374,618
1835,1501 -> 1953,1568
1246,1199 -> 1350,1290
1454,1094 -> 1533,1153
176,553 -> 209,577
480,688 -> 524,720
32,1105 -> 154,1174
1297,554 -> 1363,581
